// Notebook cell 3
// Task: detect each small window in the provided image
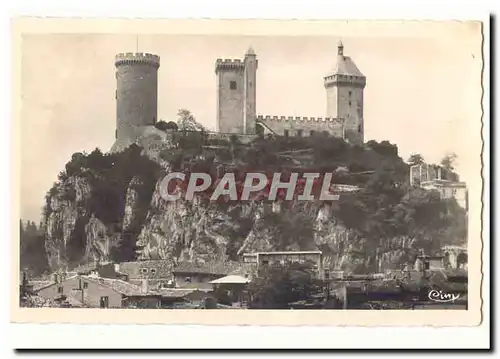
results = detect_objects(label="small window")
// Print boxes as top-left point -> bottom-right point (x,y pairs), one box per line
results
230,81 -> 237,90
83,282 -> 88,289
100,296 -> 109,309
358,125 -> 362,133
424,262 -> 430,270
185,277 -> 192,283
141,268 -> 149,274
283,130 -> 289,138
57,286 -> 63,293
296,129 -> 303,137
349,91 -> 352,97
150,268 -> 157,275
349,101 -> 352,106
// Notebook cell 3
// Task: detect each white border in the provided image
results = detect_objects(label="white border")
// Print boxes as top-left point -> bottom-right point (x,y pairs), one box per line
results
2,0 -> 492,351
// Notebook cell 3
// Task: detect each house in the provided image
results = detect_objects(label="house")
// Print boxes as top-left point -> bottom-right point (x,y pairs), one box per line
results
414,255 -> 445,272
158,288 -> 214,308
115,260 -> 174,290
172,261 -> 247,290
242,250 -> 325,279
34,274 -> 161,308
210,274 -> 252,306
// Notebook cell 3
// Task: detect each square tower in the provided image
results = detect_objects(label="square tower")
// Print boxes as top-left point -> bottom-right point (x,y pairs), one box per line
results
215,48 -> 258,134
324,41 -> 366,145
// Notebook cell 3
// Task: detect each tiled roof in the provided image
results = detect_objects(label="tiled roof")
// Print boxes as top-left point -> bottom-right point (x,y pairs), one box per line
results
81,276 -> 147,297
118,260 -> 173,279
158,288 -> 207,298
173,261 -> 244,276
31,280 -> 55,292
327,55 -> 364,77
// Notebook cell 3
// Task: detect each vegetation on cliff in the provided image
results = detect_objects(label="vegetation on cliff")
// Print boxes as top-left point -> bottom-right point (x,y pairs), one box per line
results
34,111 -> 467,274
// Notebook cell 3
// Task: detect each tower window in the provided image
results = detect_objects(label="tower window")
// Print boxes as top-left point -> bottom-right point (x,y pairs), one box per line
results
349,91 -> 352,97
349,101 -> 352,106
358,125 -> 362,133
230,81 -> 237,90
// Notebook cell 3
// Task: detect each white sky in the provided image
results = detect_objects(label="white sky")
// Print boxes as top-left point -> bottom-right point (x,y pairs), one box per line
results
20,22 -> 483,221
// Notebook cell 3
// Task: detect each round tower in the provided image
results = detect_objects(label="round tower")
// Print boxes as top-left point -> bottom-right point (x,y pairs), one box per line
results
114,52 -> 160,145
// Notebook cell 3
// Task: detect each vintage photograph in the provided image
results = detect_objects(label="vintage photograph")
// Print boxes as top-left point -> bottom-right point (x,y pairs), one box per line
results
13,19 -> 483,324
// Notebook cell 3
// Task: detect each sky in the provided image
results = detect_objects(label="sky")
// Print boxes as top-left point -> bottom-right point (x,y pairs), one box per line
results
20,23 -> 483,222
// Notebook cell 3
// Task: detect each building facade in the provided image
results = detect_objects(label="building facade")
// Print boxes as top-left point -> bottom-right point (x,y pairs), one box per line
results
242,251 -> 326,279
215,41 -> 366,144
111,41 -> 366,151
410,163 -> 468,211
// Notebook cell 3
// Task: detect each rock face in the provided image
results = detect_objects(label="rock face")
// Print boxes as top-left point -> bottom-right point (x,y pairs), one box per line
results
41,169 -> 440,273
40,137 -> 464,274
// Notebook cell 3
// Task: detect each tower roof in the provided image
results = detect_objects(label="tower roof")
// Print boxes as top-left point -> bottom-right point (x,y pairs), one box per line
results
245,46 -> 256,56
325,43 -> 364,78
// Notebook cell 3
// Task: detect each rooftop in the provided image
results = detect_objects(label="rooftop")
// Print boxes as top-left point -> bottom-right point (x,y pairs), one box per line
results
81,275 -> 146,297
172,261 -> 244,276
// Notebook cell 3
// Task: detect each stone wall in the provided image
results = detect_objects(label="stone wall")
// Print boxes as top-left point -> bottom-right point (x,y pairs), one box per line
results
256,115 -> 345,138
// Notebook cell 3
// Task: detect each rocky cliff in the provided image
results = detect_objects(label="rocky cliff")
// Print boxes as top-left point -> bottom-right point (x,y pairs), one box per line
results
39,131 -> 467,273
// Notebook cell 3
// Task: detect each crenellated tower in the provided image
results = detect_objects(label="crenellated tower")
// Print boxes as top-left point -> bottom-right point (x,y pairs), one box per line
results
215,47 -> 258,134
324,41 -> 366,145
114,52 -> 160,147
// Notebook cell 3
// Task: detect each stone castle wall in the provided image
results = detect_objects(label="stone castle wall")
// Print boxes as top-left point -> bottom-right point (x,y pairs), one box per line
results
256,115 -> 345,138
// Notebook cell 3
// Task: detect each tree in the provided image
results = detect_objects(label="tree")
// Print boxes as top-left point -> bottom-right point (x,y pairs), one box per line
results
441,152 -> 458,171
408,153 -> 425,165
176,109 -> 206,132
247,263 -> 322,309
155,120 -> 178,132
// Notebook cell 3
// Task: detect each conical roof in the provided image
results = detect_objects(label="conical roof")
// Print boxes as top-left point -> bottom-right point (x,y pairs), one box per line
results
325,42 -> 364,78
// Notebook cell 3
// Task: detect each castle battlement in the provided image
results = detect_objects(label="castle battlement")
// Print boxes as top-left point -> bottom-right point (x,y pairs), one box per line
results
115,52 -> 160,68
324,74 -> 366,88
257,115 -> 344,124
215,58 -> 245,73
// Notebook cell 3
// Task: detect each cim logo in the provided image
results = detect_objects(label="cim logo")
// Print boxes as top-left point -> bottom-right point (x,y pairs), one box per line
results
428,289 -> 460,303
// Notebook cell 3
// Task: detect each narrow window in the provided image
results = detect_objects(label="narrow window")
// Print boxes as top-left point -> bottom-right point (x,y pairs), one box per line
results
230,81 -> 237,90
150,269 -> 157,275
100,296 -> 109,309
424,262 -> 430,270
83,282 -> 88,289
141,268 -> 148,274
57,286 -> 63,293
358,125 -> 362,133
348,91 -> 352,97
349,101 -> 352,106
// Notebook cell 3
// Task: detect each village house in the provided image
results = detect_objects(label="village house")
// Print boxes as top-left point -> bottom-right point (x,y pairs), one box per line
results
171,261 -> 250,290
242,250 -> 326,279
33,273 -> 161,308
114,259 -> 174,291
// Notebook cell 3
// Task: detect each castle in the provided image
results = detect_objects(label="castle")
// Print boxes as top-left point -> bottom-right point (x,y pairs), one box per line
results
111,41 -> 366,151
